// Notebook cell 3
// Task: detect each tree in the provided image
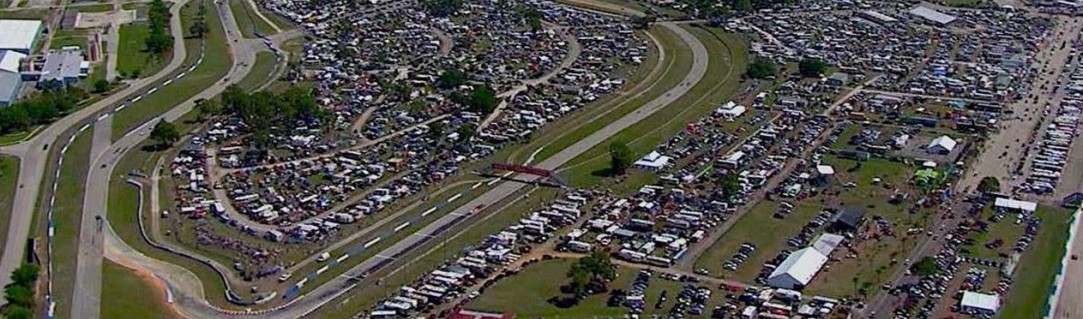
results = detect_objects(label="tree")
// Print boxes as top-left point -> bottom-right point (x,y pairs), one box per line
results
519,6 -> 543,30
437,68 -> 467,89
3,285 -> 33,308
9,264 -> 38,288
566,251 -> 616,296
456,122 -> 477,141
428,120 -> 445,141
2,306 -> 31,319
909,257 -> 938,277
746,56 -> 777,79
195,98 -> 222,120
734,0 -> 753,12
798,58 -> 829,78
453,85 -> 498,114
721,174 -> 741,198
978,176 -> 1000,194
608,141 -> 633,174
92,79 -> 110,93
145,0 -> 173,53
421,0 -> 461,17
150,120 -> 180,147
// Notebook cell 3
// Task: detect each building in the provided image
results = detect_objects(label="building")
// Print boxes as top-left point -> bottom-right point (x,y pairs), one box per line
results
859,10 -> 898,25
0,19 -> 44,54
826,72 -> 850,86
767,247 -> 828,290
927,135 -> 958,154
959,291 -> 999,315
0,50 -> 26,106
994,197 -> 1037,214
447,309 -> 516,319
37,47 -> 88,88
714,101 -> 746,119
811,233 -> 844,256
909,6 -> 958,26
829,207 -> 865,233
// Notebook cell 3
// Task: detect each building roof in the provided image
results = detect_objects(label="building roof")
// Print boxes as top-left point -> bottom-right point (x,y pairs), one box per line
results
862,10 -> 898,23
928,135 -> 958,152
909,6 -> 957,25
448,309 -> 516,319
0,50 -> 26,73
832,207 -> 865,229
812,233 -> 844,256
0,20 -> 43,52
994,197 -> 1037,213
768,247 -> 828,288
41,47 -> 85,82
960,291 -> 1000,312
0,72 -> 20,104
816,165 -> 835,175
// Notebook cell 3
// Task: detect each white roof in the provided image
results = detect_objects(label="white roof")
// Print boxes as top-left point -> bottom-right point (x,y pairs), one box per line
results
960,291 -> 999,312
634,151 -> 671,168
909,6 -> 957,25
928,135 -> 958,152
0,20 -> 43,52
768,247 -> 828,287
0,50 -> 26,73
994,197 -> 1037,213
812,233 -> 844,256
816,165 -> 835,175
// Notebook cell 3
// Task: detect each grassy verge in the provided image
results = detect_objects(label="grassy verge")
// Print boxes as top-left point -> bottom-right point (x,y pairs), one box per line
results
229,0 -> 276,37
117,23 -> 168,78
101,259 -> 180,319
0,130 -> 33,146
72,3 -> 114,12
0,156 -> 19,258
562,26 -> 748,187
1000,207 -> 1074,318
0,8 -> 49,19
50,29 -> 90,51
112,0 -> 230,138
48,131 -> 92,319
236,51 -> 276,90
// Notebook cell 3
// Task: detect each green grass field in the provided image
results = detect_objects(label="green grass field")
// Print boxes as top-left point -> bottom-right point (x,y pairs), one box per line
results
50,29 -> 90,51
46,130 -> 92,319
229,0 -> 277,38
468,258 -> 631,317
694,201 -> 822,280
0,8 -> 49,19
112,0 -> 231,138
117,23 -> 168,78
469,258 -> 720,317
0,156 -> 20,259
101,259 -> 179,319
1000,207 -> 1074,318
71,3 -> 114,12
561,26 -> 748,187
236,51 -> 277,90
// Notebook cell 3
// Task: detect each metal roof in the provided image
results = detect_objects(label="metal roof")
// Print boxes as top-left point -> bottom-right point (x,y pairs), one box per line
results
909,6 -> 957,25
0,20 -> 43,53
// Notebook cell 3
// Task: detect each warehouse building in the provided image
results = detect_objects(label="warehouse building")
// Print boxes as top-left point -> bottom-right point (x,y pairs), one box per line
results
767,247 -> 828,290
0,50 -> 26,106
909,6 -> 958,27
0,19 -> 44,54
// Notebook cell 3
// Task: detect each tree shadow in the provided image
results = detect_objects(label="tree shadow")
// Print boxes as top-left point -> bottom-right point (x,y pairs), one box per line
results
591,167 -> 617,178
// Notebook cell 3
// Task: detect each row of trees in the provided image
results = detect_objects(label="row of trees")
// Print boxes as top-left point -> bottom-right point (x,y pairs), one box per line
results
422,0 -> 461,17
2,264 -> 40,319
745,57 -> 829,79
200,86 -> 330,147
0,87 -> 87,135
145,0 -> 174,54
188,0 -> 209,38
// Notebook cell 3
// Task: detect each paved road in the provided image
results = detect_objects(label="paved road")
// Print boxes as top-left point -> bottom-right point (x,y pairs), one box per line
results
69,1 -> 266,318
0,0 -> 192,297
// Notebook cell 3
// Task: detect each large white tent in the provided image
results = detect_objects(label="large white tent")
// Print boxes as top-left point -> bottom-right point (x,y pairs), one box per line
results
927,135 -> 958,154
767,247 -> 828,289
960,291 -> 999,314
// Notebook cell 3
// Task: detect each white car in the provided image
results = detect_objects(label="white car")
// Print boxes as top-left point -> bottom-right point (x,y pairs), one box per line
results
317,252 -> 331,262
278,272 -> 292,282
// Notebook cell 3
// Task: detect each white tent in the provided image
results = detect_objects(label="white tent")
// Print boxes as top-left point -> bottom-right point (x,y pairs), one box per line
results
812,233 -> 844,256
767,247 -> 828,289
634,151 -> 671,169
994,198 -> 1037,213
960,291 -> 999,314
927,135 -> 958,154
816,165 -> 835,175
714,101 -> 747,119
